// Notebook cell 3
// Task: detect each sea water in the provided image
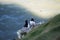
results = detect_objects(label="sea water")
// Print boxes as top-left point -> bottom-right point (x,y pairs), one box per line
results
0,4 -> 46,40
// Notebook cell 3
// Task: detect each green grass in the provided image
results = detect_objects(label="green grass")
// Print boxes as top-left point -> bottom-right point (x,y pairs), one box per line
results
21,14 -> 60,40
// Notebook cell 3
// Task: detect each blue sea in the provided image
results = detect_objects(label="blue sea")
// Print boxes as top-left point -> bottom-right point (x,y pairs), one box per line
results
0,4 -> 46,40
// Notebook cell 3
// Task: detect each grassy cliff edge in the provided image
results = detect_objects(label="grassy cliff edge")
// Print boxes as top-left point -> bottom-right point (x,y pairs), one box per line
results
21,14 -> 60,40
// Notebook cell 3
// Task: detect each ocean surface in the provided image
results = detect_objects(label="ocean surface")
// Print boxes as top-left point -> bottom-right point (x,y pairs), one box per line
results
0,4 -> 46,40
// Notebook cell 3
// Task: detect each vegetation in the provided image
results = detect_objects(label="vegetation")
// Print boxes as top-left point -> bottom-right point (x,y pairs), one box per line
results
21,14 -> 60,40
